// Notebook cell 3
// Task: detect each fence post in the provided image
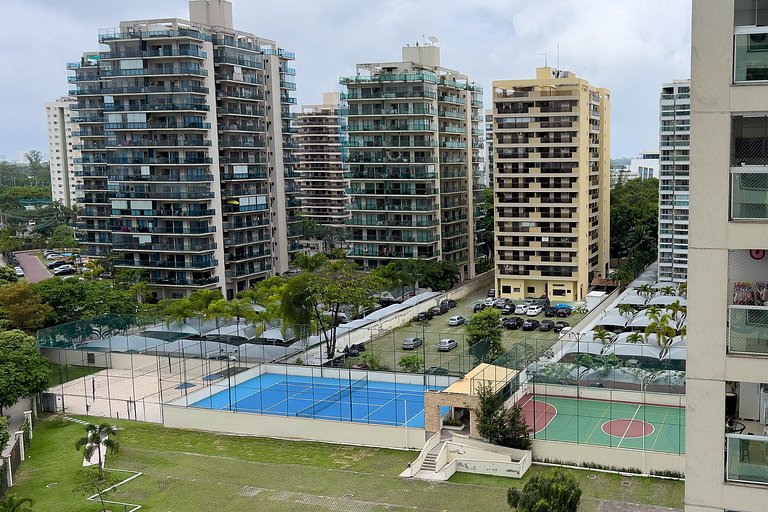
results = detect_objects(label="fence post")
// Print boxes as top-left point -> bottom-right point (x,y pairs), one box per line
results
5,457 -> 12,487
24,411 -> 32,439
14,433 -> 24,462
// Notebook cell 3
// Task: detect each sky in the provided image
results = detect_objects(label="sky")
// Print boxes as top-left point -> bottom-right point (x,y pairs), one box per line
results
0,0 -> 691,161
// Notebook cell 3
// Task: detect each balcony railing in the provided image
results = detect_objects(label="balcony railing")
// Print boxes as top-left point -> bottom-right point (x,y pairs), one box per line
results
735,31 -> 768,83
726,434 -> 768,485
731,168 -> 768,220
728,305 -> 768,355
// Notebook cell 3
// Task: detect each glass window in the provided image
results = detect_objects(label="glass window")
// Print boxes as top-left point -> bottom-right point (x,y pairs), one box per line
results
735,0 -> 768,26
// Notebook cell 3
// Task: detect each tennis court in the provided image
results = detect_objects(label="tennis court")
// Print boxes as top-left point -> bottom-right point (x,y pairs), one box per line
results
190,373 -> 443,428
519,394 -> 686,454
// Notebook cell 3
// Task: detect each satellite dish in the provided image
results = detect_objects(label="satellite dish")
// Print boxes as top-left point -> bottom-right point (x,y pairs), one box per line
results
428,35 -> 439,45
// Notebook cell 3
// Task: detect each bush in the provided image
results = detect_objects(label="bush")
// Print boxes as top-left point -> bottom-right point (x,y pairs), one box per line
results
361,353 -> 387,371
398,354 -> 423,373
507,469 -> 581,512
442,417 -> 463,427
475,383 -> 531,450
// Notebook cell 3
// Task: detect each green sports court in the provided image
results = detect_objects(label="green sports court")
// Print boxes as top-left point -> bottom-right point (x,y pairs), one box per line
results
520,394 -> 685,454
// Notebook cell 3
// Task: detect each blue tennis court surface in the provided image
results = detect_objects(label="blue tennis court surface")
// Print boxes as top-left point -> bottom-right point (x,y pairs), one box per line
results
190,373 -> 445,427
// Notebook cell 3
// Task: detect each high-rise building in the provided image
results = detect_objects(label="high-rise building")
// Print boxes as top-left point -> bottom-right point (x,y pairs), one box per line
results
45,96 -> 82,207
341,44 -> 483,279
485,108 -> 494,188
629,150 -> 660,180
295,92 -> 348,229
68,0 -> 299,299
492,67 -> 610,302
658,80 -> 690,283
687,1 -> 768,511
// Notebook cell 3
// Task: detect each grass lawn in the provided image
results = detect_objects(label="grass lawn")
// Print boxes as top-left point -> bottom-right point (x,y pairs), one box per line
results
10,416 -> 683,511
48,363 -> 103,388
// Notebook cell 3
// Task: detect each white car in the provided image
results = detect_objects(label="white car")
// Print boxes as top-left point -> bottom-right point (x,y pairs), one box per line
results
437,338 -> 458,351
483,297 -> 495,306
515,304 -> 527,315
526,305 -> 543,316
14,267 -> 24,277
448,315 -> 465,326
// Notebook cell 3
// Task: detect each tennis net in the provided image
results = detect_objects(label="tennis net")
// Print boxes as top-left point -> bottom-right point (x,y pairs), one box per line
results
295,375 -> 368,418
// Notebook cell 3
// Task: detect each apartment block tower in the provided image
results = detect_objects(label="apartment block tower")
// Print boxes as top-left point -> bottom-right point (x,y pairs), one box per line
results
295,92 -> 348,229
492,67 -> 610,302
45,96 -> 82,207
341,44 -> 484,279
658,80 -> 690,283
687,1 -> 768,510
485,108 -> 494,188
68,0 -> 299,299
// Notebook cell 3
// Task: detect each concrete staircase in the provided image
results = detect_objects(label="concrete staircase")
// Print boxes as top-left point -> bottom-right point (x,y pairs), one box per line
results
421,451 -> 439,472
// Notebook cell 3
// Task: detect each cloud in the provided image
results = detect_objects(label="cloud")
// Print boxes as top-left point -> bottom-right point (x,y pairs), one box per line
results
0,0 -> 690,158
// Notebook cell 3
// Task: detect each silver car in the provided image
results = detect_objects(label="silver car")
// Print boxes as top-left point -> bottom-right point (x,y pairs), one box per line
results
437,338 -> 458,351
402,337 -> 423,350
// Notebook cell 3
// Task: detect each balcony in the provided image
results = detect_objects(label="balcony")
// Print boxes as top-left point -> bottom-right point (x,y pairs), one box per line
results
735,32 -> 768,82
726,434 -> 768,485
732,169 -> 768,219
729,305 -> 768,355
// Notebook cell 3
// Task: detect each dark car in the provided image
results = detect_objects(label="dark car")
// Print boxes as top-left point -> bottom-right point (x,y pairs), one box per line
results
522,319 -> 540,331
54,268 -> 77,276
501,304 -> 515,315
487,288 -> 496,297
416,311 -> 434,321
539,320 -> 555,332
556,307 -> 573,318
554,321 -> 569,332
426,366 -> 449,375
543,306 -> 557,317
505,317 -> 524,330
473,303 -> 485,313
441,299 -> 457,309
47,259 -> 72,269
431,303 -> 449,316
534,296 -> 551,307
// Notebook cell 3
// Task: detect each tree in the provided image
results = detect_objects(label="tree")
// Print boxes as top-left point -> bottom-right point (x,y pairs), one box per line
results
660,285 -> 676,297
73,467 -> 114,511
74,423 -> 119,476
475,383 -> 531,449
361,353 -> 386,371
645,312 -> 676,348
507,469 -> 581,512
420,260 -> 460,292
665,299 -> 687,321
0,266 -> 18,285
475,187 -> 495,262
0,494 -> 34,512
465,308 -> 504,361
592,328 -> 612,346
398,354 -> 423,373
617,303 -> 635,318
0,282 -> 52,331
0,417 -> 9,456
610,177 -> 658,261
637,284 -> 655,300
0,330 -> 51,415
678,281 -> 688,298
626,332 -> 645,344
47,224 -> 79,250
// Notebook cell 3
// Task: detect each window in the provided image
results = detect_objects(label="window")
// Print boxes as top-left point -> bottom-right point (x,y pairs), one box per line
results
735,0 -> 768,26
502,285 -> 511,293
513,287 -> 521,292
552,289 -> 566,296
527,286 -> 535,294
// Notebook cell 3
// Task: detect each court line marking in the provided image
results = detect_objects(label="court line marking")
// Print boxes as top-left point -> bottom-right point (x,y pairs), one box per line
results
582,401 -> 612,446
527,399 -> 558,435
616,404 -> 642,448
651,406 -> 672,452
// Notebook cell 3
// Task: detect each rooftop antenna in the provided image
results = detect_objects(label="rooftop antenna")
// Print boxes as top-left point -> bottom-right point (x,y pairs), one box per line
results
540,53 -> 548,67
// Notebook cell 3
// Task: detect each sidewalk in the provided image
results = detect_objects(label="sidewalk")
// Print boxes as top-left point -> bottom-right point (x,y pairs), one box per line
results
1,398 -> 32,458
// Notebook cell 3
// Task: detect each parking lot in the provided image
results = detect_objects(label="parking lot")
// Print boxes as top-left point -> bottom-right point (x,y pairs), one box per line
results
346,289 -> 585,374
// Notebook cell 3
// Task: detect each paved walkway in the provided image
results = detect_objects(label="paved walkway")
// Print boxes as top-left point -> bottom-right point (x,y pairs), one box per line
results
598,500 -> 682,512
14,250 -> 50,283
1,398 -> 32,457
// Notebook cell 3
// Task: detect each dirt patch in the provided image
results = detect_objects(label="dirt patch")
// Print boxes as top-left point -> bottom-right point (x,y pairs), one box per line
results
598,500 -> 683,512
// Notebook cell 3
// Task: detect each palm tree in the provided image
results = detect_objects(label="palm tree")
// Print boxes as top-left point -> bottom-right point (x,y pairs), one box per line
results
626,332 -> 645,344
593,328 -> 612,346
74,423 -> 119,476
678,281 -> 688,298
617,303 -> 635,318
645,305 -> 662,318
660,285 -> 676,296
645,313 -> 676,348
637,284 -> 654,300
0,495 -> 34,512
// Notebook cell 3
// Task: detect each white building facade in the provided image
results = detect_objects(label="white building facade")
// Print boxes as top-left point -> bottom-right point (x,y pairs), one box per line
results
45,96 -> 81,207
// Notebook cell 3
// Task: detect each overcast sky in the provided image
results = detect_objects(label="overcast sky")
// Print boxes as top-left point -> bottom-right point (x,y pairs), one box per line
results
0,0 -> 691,161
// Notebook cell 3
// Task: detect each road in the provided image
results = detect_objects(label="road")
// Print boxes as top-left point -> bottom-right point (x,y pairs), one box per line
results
14,250 -> 51,283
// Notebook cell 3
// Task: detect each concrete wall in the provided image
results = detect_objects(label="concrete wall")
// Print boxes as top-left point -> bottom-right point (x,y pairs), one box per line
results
440,437 -> 532,479
532,439 -> 685,475
424,390 -> 480,437
531,383 -> 686,407
162,404 -> 426,450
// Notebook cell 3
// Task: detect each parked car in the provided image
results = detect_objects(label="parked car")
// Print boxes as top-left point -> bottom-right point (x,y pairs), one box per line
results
501,304 -> 515,315
534,296 -> 551,307
543,306 -> 557,317
505,317 -> 524,330
54,268 -> 77,276
554,321 -> 569,332
526,305 -> 543,316
558,327 -> 573,338
47,259 -> 72,269
14,266 -> 24,277
426,366 -> 449,375
539,320 -> 555,332
402,337 -> 423,350
487,288 -> 496,297
494,298 -> 511,309
448,315 -> 466,326
473,303 -> 485,313
416,311 -> 434,321
483,297 -> 495,307
45,253 -> 62,260
514,304 -> 527,315
522,319 -> 540,331
441,299 -> 457,309
437,338 -> 458,351
431,303 -> 449,316
556,306 -> 573,317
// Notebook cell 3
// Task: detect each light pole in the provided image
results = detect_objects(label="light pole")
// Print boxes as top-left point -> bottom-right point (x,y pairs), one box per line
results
417,319 -> 429,386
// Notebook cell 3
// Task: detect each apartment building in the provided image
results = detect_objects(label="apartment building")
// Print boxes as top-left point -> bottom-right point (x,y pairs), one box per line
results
485,108 -> 494,187
68,0 -> 299,299
45,96 -> 81,208
630,150 -> 660,180
341,44 -> 484,279
687,2 -> 768,511
492,67 -> 610,302
295,92 -> 348,229
659,80 -> 690,283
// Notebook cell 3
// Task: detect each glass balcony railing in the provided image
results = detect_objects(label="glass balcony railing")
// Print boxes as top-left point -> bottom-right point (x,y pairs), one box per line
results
731,169 -> 768,219
728,305 -> 768,355
735,32 -> 768,82
726,434 -> 768,485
